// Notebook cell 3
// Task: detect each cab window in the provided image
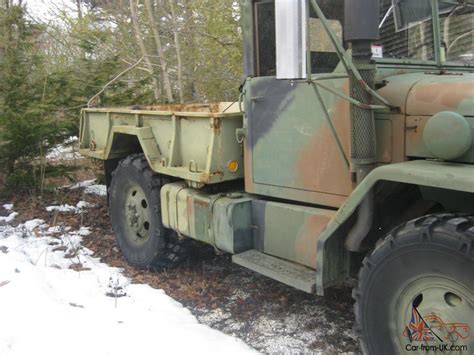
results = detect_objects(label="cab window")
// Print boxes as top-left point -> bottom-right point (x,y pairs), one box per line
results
254,0 -> 276,77
439,1 -> 474,65
252,0 -> 344,78
377,0 -> 435,61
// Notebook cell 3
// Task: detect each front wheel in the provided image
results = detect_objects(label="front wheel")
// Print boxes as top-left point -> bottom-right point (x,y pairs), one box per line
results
354,214 -> 474,354
108,154 -> 189,270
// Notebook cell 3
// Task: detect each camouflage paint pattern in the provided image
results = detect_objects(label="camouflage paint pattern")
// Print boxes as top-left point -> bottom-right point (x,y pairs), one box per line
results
376,72 -> 474,117
161,182 -> 254,254
243,75 -> 353,208
376,72 -> 474,162
243,65 -> 473,284
80,0 -> 474,294
252,200 -> 336,269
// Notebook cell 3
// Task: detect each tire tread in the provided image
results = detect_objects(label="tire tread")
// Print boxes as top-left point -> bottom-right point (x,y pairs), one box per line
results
109,154 -> 190,271
354,213 -> 474,354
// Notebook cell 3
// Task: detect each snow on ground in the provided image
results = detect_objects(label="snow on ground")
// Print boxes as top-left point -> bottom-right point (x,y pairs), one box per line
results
46,201 -> 95,213
70,180 -> 97,189
84,184 -> 107,196
0,205 -> 256,355
69,179 -> 108,197
0,212 -> 18,224
46,136 -> 81,161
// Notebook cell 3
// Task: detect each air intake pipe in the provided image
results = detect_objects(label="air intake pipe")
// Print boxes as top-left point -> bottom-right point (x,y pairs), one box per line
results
344,0 -> 379,252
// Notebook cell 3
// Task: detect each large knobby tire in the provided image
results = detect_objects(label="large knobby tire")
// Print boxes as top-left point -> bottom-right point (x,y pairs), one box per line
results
354,214 -> 474,355
109,154 -> 189,270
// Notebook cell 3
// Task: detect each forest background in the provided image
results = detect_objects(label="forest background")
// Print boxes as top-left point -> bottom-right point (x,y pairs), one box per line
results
0,0 -> 242,194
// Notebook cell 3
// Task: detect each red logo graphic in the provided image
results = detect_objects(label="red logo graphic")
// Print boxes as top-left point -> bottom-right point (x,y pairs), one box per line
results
424,314 -> 471,342
403,307 -> 471,343
404,306 -> 438,342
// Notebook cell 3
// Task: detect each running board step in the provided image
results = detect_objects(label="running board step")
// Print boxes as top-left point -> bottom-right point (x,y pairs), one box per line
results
232,250 -> 316,293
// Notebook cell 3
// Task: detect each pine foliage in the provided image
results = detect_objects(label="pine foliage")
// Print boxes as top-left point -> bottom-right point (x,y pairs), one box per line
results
0,1 -> 243,195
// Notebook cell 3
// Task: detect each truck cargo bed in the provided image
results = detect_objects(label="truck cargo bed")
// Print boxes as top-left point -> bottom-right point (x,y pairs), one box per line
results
79,103 -> 244,185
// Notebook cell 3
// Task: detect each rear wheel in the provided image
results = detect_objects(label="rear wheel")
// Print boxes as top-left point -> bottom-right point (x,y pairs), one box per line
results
354,214 -> 474,354
109,154 -> 189,270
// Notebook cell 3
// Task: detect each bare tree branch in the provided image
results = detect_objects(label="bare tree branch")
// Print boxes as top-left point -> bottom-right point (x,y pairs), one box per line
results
88,55 -> 145,107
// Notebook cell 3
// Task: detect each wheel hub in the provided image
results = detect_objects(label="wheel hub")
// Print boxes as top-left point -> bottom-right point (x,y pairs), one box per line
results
393,276 -> 473,352
124,185 -> 151,242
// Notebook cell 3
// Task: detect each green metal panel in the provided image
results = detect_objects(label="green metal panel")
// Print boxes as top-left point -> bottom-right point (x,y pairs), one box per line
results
316,160 -> 474,295
79,105 -> 244,186
245,75 -> 353,208
252,200 -> 336,269
161,182 -> 254,254
407,114 -> 473,161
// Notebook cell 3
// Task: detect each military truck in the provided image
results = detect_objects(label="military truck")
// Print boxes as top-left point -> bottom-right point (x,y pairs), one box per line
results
80,0 -> 474,353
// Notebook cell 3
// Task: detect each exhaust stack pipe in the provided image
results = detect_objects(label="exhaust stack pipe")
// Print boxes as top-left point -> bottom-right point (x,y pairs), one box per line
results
344,0 -> 379,252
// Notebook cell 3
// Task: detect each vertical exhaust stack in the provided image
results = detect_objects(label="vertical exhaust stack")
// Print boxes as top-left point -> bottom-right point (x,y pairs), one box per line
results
345,0 -> 379,182
344,0 -> 380,252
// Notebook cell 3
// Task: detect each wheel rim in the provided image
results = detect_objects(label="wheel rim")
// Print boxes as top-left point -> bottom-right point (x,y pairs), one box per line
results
393,276 -> 473,352
124,184 -> 151,244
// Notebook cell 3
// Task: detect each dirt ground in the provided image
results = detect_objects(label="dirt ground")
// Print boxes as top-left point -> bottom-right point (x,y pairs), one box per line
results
1,155 -> 360,354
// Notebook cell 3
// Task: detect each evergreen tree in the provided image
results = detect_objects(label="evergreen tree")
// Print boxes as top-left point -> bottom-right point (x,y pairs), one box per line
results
0,4 -> 72,193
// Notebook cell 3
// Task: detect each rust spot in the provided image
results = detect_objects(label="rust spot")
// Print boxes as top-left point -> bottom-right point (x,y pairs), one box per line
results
200,173 -> 210,184
244,141 -> 254,192
358,79 -> 367,89
199,171 -> 224,184
187,197 -> 193,220
210,117 -> 221,133
194,198 -> 209,208
134,103 -> 219,113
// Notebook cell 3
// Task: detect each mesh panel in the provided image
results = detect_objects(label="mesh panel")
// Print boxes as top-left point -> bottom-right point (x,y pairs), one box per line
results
350,69 -> 376,163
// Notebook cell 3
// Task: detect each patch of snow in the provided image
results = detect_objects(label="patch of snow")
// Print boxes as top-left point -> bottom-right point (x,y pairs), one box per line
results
0,212 -> 18,224
77,227 -> 91,236
46,201 -> 95,214
65,136 -> 79,144
0,214 -> 255,355
68,179 -> 107,197
46,204 -> 77,213
46,226 -> 63,234
23,219 -> 45,232
84,184 -> 107,197
46,136 -> 82,162
69,179 -> 97,189
76,201 -> 95,210
3,204 -> 14,211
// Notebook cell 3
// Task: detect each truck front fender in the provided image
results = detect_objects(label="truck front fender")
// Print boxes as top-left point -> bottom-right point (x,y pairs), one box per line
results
316,160 -> 474,295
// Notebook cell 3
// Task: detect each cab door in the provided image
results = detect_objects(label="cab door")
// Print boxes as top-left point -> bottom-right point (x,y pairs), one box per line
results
244,0 -> 353,208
